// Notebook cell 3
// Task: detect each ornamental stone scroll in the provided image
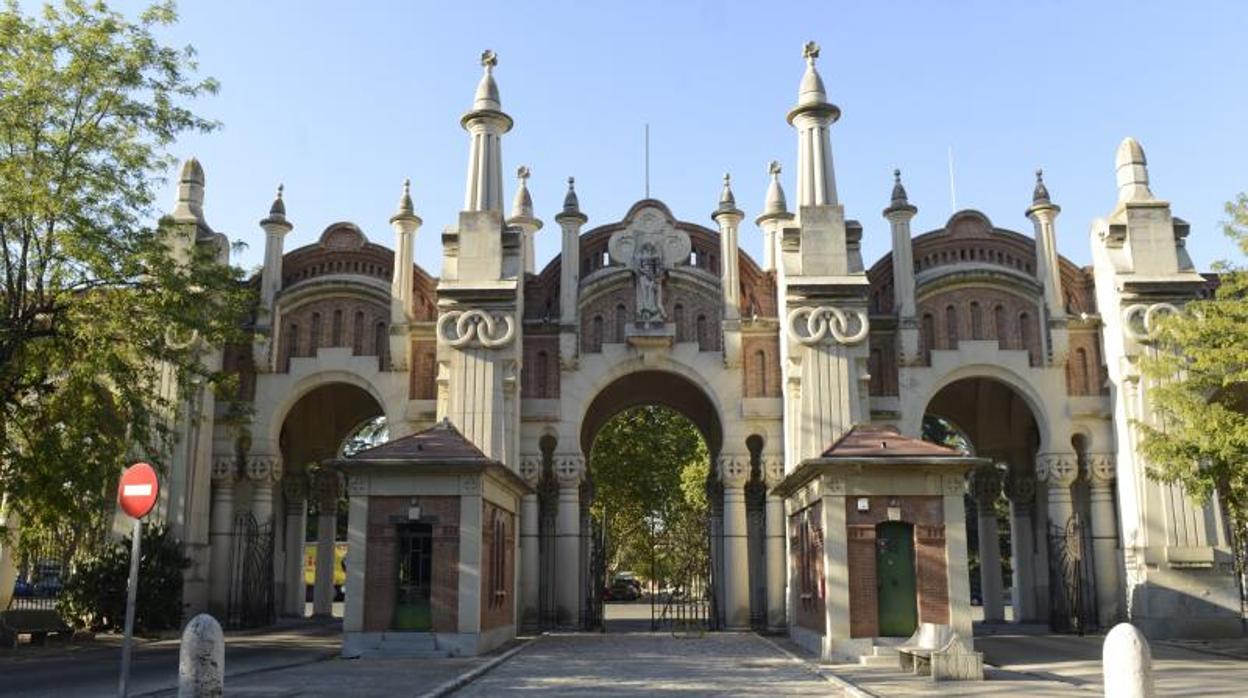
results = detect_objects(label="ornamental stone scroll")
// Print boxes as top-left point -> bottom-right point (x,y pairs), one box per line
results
1035,452 -> 1078,488
437,309 -> 516,349
1122,302 -> 1180,342
786,306 -> 869,346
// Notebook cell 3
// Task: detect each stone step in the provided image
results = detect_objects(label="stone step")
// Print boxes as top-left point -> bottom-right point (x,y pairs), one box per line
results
871,645 -> 899,657
859,654 -> 900,667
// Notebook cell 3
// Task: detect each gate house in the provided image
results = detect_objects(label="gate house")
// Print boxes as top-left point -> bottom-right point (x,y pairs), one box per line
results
333,419 -> 531,657
772,425 -> 985,660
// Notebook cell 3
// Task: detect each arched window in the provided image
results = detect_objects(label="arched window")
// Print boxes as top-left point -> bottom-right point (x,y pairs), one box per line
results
535,350 -> 549,398
309,312 -> 321,354
753,349 -> 767,396
614,304 -> 627,342
1018,312 -> 1033,364
945,305 -> 959,348
869,348 -> 882,395
353,311 -> 365,355
674,304 -> 686,341
375,321 -> 387,368
285,323 -> 299,369
920,313 -> 935,363
690,250 -> 699,267
970,302 -> 983,340
994,305 -> 1008,348
696,314 -> 708,350
1075,347 -> 1090,394
591,315 -> 604,352
331,309 -> 343,346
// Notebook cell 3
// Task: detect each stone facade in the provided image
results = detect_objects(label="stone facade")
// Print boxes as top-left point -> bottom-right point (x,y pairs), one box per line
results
155,42 -> 1238,661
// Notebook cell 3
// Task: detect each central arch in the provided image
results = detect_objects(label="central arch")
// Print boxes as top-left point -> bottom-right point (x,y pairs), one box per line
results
579,369 -> 724,458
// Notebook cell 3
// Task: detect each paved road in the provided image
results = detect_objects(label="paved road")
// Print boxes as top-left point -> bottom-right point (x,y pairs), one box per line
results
0,623 -> 340,697
452,632 -> 843,696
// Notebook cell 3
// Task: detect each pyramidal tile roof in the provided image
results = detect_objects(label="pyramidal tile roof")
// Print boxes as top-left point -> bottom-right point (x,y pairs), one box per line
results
342,418 -> 493,464
820,424 -> 965,459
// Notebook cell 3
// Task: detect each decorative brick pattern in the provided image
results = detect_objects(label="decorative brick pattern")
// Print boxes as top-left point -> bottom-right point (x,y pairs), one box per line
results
867,331 -> 898,396
521,334 -> 559,398
362,496 -> 460,633
1065,329 -> 1107,395
915,524 -> 950,625
409,339 -> 437,399
278,297 -> 389,371
789,500 -> 825,634
847,525 -> 878,638
916,287 -> 1043,366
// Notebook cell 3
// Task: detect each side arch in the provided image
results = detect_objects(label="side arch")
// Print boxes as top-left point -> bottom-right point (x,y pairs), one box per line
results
903,363 -> 1055,453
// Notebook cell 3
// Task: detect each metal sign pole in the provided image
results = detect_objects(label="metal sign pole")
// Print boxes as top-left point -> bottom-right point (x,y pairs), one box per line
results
118,517 -> 142,697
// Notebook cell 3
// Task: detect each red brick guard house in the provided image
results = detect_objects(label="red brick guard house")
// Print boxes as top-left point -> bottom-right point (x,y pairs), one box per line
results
332,419 -> 531,657
770,425 -> 986,661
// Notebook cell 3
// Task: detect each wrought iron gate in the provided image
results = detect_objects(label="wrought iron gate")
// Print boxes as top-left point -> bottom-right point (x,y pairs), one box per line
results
650,513 -> 717,634
226,512 -> 275,629
1048,511 -> 1097,634
586,516 -> 606,631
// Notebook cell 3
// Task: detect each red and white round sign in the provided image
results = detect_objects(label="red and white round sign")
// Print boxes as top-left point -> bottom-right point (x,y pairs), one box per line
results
118,462 -> 160,519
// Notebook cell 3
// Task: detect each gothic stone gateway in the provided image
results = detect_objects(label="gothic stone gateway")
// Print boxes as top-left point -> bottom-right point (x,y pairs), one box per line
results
155,43 -> 1240,660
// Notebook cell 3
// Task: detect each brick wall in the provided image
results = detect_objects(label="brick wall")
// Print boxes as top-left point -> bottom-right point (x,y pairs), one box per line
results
790,500 -> 825,634
842,495 -> 949,637
363,495 -> 460,633
409,339 -> 437,399
741,334 -> 781,398
480,500 -> 516,631
279,297 -> 389,371
521,334 -> 560,398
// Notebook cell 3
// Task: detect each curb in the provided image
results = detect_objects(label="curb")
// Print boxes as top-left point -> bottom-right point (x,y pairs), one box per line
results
131,648 -> 339,697
754,632 -> 879,698
417,636 -> 535,698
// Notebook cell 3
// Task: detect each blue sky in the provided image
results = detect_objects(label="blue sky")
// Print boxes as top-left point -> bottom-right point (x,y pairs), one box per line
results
110,1 -> 1246,276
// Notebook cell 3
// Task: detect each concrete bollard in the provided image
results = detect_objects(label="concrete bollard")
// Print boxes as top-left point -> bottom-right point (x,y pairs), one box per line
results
178,613 -> 224,697
1103,622 -> 1154,698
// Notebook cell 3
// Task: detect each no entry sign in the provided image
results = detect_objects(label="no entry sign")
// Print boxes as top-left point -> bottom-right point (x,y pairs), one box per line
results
118,462 -> 159,520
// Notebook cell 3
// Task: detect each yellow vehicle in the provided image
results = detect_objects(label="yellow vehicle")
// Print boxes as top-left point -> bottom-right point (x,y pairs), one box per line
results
304,542 -> 348,591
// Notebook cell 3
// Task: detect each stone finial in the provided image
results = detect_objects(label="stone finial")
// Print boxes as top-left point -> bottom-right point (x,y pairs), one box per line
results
713,172 -> 742,221
802,41 -> 820,64
174,157 -> 206,222
1115,136 -> 1154,203
562,176 -> 580,213
1032,169 -> 1051,205
270,184 -> 286,216
796,40 -> 829,108
757,160 -> 790,223
510,165 -> 534,220
260,182 -> 291,230
390,178 -> 421,225
883,168 -> 917,217
472,49 -> 501,111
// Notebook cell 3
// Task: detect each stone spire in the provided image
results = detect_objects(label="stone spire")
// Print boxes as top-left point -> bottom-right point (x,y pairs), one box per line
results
1115,137 -> 1154,204
172,157 -> 207,224
261,184 -> 289,226
461,49 -> 513,213
713,173 -> 742,219
884,168 -> 916,215
758,160 -> 790,219
557,176 -> 586,223
390,178 -> 421,224
1026,167 -> 1067,330
787,41 -> 842,209
1031,169 -> 1052,207
508,166 -> 542,275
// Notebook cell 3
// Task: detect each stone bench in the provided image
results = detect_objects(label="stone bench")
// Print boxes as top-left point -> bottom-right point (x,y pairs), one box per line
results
0,609 -> 72,648
896,622 -> 983,681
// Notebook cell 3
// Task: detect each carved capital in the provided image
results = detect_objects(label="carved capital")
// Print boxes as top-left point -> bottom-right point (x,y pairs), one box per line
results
1004,467 -> 1036,504
553,455 -> 585,487
970,464 -> 1002,507
518,455 -> 543,486
211,457 -> 238,485
282,473 -> 307,501
311,469 -> 342,509
437,309 -> 515,349
1035,452 -> 1078,488
762,456 -> 786,488
1088,453 -> 1116,487
245,455 -> 283,485
786,306 -> 869,346
717,455 -> 750,488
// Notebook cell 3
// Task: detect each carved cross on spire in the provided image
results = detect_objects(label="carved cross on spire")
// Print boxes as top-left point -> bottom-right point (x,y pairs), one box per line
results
802,41 -> 820,64
768,160 -> 782,177
517,165 -> 530,182
480,49 -> 497,70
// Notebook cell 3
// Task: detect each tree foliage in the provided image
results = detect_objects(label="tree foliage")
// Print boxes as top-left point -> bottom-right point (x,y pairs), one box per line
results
589,406 -> 710,585
1137,193 -> 1248,575
0,1 -> 251,533
57,523 -> 188,632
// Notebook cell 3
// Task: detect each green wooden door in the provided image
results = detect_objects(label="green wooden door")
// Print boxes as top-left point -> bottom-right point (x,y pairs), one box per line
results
394,523 -> 433,631
876,521 -> 918,637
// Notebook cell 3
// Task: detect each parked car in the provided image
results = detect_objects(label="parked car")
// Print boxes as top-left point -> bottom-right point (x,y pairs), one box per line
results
604,578 -> 641,601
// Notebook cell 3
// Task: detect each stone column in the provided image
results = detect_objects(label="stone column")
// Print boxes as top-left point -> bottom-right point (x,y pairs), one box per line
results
518,456 -> 542,626
208,457 -> 238,617
719,454 -> 750,629
280,475 -> 307,618
1036,452 -> 1079,621
1005,467 -> 1038,622
762,456 -> 787,630
971,464 -> 1004,622
553,454 -> 584,627
311,469 -> 341,618
1089,454 -> 1121,628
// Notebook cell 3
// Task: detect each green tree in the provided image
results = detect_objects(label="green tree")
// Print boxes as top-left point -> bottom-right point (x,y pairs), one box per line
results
0,1 -> 251,540
1137,193 -> 1248,609
589,406 -> 710,586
